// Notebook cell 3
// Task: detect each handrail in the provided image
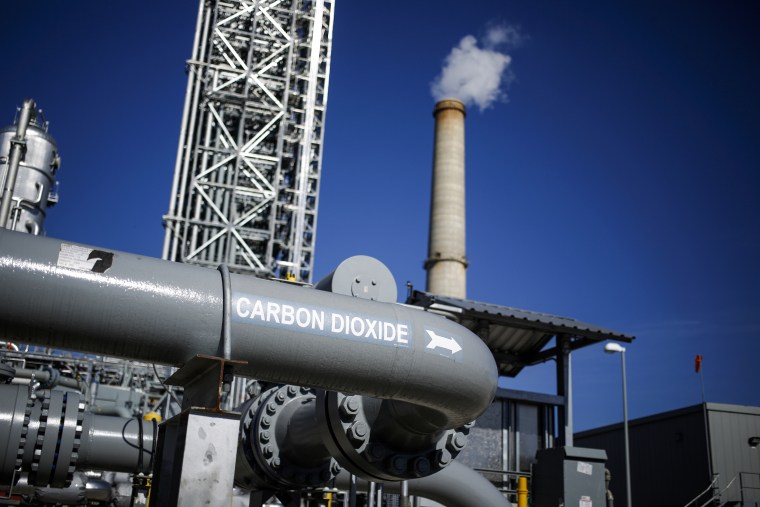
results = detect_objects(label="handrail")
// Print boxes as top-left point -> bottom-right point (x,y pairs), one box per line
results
683,474 -> 719,507
697,475 -> 736,507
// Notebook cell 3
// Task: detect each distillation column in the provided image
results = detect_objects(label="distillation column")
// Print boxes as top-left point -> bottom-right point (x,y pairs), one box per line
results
425,99 -> 468,299
0,99 -> 60,234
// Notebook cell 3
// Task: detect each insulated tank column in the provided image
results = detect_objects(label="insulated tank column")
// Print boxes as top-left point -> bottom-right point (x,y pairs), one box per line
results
0,99 -> 61,234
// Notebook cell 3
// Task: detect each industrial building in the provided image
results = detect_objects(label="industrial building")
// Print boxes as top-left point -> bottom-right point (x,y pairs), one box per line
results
576,402 -> 760,507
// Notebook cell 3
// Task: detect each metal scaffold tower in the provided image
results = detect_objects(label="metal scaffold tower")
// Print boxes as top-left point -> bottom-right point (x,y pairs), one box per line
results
163,0 -> 334,282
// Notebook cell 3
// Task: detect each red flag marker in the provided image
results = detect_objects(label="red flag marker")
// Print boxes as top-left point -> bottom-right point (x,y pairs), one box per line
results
695,354 -> 703,373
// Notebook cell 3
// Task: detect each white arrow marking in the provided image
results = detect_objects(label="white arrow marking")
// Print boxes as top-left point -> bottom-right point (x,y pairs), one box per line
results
425,330 -> 462,354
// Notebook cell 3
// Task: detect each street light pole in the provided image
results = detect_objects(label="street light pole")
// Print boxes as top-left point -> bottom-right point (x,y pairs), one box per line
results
605,342 -> 632,507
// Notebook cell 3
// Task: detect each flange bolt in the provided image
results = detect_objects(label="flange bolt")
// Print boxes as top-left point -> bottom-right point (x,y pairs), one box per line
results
446,432 -> 467,452
435,449 -> 452,468
368,444 -> 385,461
413,457 -> 431,477
348,421 -> 368,444
391,456 -> 407,473
340,396 -> 360,418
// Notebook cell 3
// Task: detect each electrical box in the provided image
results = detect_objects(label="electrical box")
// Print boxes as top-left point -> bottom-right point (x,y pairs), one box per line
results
532,446 -> 608,507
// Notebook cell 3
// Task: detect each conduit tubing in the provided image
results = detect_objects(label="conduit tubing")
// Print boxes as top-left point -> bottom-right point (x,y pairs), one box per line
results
12,367 -> 85,391
0,230 -> 497,430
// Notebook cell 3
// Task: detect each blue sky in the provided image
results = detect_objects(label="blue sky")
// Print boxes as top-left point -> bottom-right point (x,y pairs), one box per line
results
1,1 -> 758,431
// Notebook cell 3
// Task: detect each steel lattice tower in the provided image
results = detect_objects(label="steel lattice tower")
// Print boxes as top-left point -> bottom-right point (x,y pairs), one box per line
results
163,0 -> 334,282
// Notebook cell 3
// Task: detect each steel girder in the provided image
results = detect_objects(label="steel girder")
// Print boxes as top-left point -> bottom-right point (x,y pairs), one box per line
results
163,0 -> 334,282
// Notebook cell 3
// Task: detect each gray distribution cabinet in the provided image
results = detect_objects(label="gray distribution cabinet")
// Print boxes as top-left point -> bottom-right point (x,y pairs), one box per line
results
532,447 -> 608,507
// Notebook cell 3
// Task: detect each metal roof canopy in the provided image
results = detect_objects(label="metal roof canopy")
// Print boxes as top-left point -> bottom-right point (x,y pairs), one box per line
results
406,290 -> 635,378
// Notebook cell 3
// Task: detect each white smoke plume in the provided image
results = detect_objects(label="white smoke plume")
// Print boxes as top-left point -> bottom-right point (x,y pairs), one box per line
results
431,25 -> 523,111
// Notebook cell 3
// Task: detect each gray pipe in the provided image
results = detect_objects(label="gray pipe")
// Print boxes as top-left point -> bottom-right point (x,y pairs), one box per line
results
10,473 -> 113,504
336,461 -> 510,507
78,414 -> 155,474
13,367 -> 85,391
0,229 -> 497,430
0,99 -> 36,227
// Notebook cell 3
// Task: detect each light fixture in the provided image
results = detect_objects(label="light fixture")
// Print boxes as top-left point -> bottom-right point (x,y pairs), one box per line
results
604,342 -> 625,354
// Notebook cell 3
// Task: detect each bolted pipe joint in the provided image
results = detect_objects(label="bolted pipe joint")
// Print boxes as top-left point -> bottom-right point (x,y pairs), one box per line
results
0,384 -> 153,490
235,385 -> 340,491
315,391 -> 472,482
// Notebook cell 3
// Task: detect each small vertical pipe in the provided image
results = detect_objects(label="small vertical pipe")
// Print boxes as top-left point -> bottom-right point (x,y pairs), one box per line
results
517,476 -> 528,507
621,350 -> 632,507
400,480 -> 411,507
425,99 -> 468,299
348,474 -> 357,507
0,100 -> 36,228
368,482 -> 376,506
555,334 -> 573,446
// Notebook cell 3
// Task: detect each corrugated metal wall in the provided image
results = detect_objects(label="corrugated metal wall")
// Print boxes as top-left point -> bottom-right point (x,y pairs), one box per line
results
576,406 -> 711,507
576,403 -> 760,507
707,404 -> 760,504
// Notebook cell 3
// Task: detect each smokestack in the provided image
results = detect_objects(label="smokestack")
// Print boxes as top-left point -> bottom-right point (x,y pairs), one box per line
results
425,99 -> 468,299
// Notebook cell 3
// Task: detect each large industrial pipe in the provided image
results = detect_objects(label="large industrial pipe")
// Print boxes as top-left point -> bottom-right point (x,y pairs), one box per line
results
0,229 -> 497,430
425,99 -> 468,299
0,99 -> 36,227
336,460 -> 510,507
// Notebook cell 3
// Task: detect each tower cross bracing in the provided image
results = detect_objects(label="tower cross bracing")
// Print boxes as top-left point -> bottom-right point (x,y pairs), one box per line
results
163,0 -> 334,282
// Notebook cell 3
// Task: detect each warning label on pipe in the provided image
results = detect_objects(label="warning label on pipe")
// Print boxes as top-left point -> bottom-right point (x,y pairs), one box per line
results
57,243 -> 114,273
233,293 -> 412,348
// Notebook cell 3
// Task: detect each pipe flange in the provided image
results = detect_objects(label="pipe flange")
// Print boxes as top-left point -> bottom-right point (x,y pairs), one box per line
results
16,396 -> 34,468
50,391 -> 84,487
251,385 -> 339,489
235,393 -> 273,490
29,389 -> 63,486
0,385 -> 30,484
19,393 -> 43,468
70,398 -> 85,480
27,390 -> 50,484
22,390 -> 83,488
318,391 -> 472,482
38,365 -> 59,389
14,391 -> 35,471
